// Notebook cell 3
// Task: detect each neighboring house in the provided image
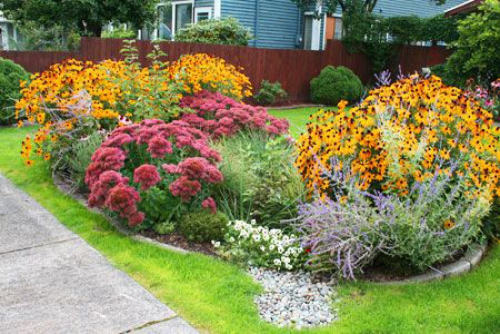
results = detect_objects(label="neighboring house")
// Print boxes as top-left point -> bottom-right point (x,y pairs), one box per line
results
153,0 -> 467,50
444,0 -> 483,17
0,11 -> 19,50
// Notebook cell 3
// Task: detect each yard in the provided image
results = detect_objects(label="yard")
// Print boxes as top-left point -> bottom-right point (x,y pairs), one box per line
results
0,3 -> 499,330
0,122 -> 499,333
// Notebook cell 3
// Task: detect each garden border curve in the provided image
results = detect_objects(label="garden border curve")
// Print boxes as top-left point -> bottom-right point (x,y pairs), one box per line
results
377,241 -> 488,285
53,173 -> 489,284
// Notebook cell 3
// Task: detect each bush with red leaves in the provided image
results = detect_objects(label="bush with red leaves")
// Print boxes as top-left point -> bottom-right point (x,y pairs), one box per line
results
180,90 -> 289,138
85,119 -> 223,227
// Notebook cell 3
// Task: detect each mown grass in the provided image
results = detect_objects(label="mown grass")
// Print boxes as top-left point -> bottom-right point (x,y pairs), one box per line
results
1,125 -> 498,334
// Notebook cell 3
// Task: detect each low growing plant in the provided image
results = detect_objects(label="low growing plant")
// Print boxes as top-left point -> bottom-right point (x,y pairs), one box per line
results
179,210 -> 229,243
216,220 -> 305,271
180,90 -> 289,139
254,80 -> 288,105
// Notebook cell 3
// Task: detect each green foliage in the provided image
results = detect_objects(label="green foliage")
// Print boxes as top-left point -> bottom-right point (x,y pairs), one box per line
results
12,22 -> 81,51
0,58 -> 29,125
175,18 -> 253,46
102,27 -> 137,39
429,62 -> 464,87
65,132 -> 105,191
153,221 -> 176,235
310,66 -> 363,105
254,80 -> 288,105
448,0 -> 500,84
179,211 -> 229,243
212,132 -> 305,227
116,40 -> 186,122
1,0 -> 158,37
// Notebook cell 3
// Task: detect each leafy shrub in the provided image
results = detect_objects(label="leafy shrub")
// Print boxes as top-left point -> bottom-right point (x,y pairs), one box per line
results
448,0 -> 500,84
85,119 -> 223,228
211,131 -> 304,227
0,58 -> 29,125
254,80 -> 288,105
310,66 -> 363,105
180,90 -> 289,138
295,75 -> 500,278
175,18 -> 253,46
216,220 -> 305,271
179,210 -> 229,243
102,27 -> 137,39
167,53 -> 253,100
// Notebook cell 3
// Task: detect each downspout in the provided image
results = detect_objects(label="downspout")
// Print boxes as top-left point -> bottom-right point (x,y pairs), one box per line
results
254,0 -> 261,47
296,8 -> 302,48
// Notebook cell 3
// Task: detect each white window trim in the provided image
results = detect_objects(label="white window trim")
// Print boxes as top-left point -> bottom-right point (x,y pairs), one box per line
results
172,0 -> 194,38
195,7 -> 212,23
214,0 -> 221,19
304,11 -> 322,51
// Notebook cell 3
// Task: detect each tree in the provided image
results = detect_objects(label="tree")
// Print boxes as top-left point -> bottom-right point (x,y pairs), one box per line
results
447,0 -> 500,83
0,0 -> 159,37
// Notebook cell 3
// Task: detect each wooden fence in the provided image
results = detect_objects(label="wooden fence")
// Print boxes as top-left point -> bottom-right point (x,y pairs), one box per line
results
0,37 -> 452,102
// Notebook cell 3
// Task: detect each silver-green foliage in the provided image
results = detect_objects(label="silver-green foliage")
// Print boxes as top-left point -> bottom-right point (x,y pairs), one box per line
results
212,132 -> 305,228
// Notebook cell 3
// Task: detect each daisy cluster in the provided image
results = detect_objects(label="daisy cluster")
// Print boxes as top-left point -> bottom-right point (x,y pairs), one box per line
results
215,220 -> 305,271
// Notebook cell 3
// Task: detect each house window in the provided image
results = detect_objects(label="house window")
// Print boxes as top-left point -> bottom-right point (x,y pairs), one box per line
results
174,2 -> 193,32
334,18 -> 342,40
195,7 -> 212,23
303,12 -> 321,50
158,3 -> 173,40
157,1 -> 194,39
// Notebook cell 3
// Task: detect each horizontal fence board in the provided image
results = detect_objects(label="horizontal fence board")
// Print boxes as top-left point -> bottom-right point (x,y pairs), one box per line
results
0,37 -> 452,103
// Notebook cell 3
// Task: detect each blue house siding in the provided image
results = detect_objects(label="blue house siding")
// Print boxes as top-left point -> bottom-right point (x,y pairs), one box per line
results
221,0 -> 258,45
195,0 -> 215,15
256,0 -> 302,49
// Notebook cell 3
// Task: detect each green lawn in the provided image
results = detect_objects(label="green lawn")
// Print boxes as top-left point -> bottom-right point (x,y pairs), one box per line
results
1,125 -> 499,333
269,107 -> 327,138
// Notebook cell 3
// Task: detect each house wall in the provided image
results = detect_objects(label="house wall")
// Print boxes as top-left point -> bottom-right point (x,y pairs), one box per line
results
221,0 -> 302,49
195,0 -> 215,15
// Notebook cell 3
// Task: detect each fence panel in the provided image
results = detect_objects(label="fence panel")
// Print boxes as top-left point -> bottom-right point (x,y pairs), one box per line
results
0,37 -> 452,102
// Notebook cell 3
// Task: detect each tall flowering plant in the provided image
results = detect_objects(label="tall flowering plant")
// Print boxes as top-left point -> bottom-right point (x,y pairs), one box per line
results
296,75 -> 500,201
166,53 -> 253,100
293,75 -> 500,278
85,119 -> 223,227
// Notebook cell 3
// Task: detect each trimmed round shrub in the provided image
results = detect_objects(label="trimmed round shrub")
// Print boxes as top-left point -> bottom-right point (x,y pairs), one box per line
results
310,66 -> 363,105
0,58 -> 29,125
179,210 -> 229,243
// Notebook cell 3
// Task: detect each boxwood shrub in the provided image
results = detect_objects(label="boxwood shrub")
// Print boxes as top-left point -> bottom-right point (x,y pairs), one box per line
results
310,66 -> 363,106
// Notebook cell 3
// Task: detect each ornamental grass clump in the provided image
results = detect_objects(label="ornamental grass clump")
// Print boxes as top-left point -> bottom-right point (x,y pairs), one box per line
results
85,119 -> 223,227
294,75 -> 500,279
